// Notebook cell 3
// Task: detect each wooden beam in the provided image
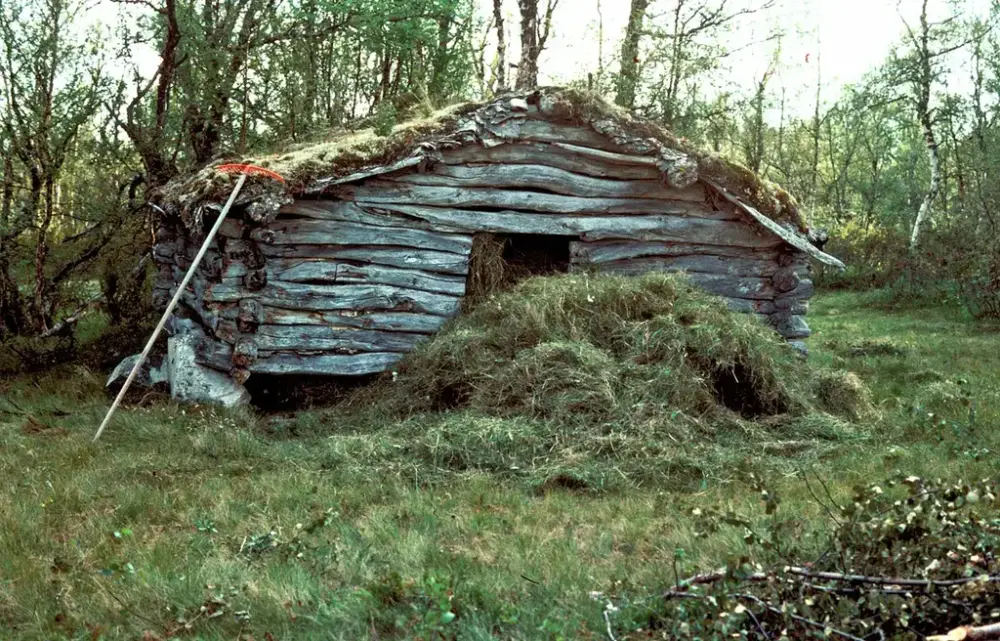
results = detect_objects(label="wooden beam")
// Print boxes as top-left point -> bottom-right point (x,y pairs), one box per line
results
569,240 -> 781,264
552,142 -> 659,167
291,203 -> 744,241
703,179 -> 846,269
392,163 -> 706,202
584,254 -> 779,278
332,181 -> 712,214
258,244 -> 470,275
223,259 -> 467,296
517,120 -> 627,152
306,156 -> 425,193
276,200 -> 465,233
216,321 -> 431,353
219,306 -> 450,333
205,281 -> 463,317
439,142 -> 661,180
248,218 -> 473,256
252,352 -> 404,376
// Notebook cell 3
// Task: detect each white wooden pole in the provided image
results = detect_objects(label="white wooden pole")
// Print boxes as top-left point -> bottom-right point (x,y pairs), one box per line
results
93,173 -> 248,442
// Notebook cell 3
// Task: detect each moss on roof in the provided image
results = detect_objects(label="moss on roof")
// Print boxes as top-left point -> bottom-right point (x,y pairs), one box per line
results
158,87 -> 807,232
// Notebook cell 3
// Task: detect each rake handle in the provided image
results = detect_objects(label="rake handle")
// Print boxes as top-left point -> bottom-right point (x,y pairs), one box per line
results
92,173 -> 248,442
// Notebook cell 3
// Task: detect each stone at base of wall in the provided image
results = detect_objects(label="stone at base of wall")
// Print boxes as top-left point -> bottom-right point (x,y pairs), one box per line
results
788,340 -> 809,357
167,334 -> 250,407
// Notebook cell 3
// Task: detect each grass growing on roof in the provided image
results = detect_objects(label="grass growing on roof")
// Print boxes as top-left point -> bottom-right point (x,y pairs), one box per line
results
157,87 -> 807,230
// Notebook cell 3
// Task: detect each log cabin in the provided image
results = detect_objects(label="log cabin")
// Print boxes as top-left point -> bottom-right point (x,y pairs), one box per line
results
150,88 -> 844,403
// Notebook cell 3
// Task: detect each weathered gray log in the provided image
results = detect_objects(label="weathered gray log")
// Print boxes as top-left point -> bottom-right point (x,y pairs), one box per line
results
237,299 -> 263,332
586,255 -> 778,278
704,179 -> 846,270
769,314 -> 811,339
244,268 -> 267,291
252,352 -> 404,376
517,120 -> 627,152
258,244 -> 470,275
310,203 -> 775,247
222,239 -> 266,269
774,279 -> 815,301
179,286 -> 222,333
584,265 -> 775,300
334,181 -> 711,213
293,203 -> 742,242
223,259 -> 467,296
153,242 -> 178,260
392,164 -> 706,202
773,297 -> 808,314
771,266 -> 801,293
570,240 -> 781,264
276,201 -> 465,233
307,156 -> 426,193
552,142 -> 660,168
232,337 -> 259,369
247,219 -> 473,255
217,321 -> 431,353
439,142 -> 662,180
682,273 -> 774,301
192,333 -> 403,376
206,281 -> 462,317
219,306 -> 449,333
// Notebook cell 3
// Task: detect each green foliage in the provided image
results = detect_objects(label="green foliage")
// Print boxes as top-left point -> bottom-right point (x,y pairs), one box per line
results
372,101 -> 398,137
608,473 -> 1000,640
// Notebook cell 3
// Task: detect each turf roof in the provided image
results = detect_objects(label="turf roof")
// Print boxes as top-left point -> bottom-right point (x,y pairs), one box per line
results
157,87 -> 807,232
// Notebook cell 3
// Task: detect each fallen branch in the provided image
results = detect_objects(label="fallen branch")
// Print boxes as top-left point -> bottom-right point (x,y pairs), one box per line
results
734,593 -> 865,641
930,622 -> 1000,641
784,566 -> 1000,589
665,565 -> 999,595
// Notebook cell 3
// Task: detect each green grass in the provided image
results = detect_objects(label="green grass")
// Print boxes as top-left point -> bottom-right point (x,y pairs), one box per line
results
2,290 -> 999,640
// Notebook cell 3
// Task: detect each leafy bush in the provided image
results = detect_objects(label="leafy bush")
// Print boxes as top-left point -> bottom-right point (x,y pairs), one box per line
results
606,473 -> 1000,640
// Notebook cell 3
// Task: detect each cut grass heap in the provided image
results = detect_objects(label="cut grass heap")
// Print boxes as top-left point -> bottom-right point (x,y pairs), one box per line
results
333,273 -> 870,489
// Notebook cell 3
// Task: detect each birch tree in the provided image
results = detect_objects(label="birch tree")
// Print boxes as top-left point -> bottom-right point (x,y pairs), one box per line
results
896,0 -> 970,249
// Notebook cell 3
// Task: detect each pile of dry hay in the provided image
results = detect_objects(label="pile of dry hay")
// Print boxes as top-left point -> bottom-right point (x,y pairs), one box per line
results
327,273 -> 872,489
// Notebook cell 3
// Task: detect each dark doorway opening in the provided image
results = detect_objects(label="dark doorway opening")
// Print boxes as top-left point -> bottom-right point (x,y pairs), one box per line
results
245,373 -> 378,413
502,234 -> 572,276
466,233 -> 573,304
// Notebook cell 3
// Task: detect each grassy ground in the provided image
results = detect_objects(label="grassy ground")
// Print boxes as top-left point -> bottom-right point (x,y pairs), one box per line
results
1,290 -> 998,640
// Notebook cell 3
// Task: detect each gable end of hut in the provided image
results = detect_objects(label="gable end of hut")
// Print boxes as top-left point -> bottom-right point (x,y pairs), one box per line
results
149,90 -> 841,396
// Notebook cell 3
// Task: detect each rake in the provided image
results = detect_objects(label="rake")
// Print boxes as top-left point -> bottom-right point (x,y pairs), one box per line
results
92,164 -> 285,442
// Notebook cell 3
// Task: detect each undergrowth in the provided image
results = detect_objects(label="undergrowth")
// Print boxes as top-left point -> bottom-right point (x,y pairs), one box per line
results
3,289 -> 1000,639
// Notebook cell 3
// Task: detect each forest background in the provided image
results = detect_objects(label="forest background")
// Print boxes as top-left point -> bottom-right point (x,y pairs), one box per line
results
2,0 -> 999,361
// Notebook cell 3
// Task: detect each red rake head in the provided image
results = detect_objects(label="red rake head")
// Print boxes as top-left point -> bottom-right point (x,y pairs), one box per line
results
217,163 -> 286,183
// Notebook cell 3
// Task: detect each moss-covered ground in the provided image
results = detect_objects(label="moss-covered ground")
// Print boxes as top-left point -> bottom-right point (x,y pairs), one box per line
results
1,289 -> 997,640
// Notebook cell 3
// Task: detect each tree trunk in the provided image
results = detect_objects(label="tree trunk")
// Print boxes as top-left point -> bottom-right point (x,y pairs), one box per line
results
910,118 -> 941,249
615,0 -> 649,108
515,0 -> 539,89
908,0 -> 938,251
493,0 -> 507,91
0,154 -> 24,338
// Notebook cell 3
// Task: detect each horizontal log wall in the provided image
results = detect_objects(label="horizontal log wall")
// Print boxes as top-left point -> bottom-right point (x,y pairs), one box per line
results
154,120 -> 815,378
